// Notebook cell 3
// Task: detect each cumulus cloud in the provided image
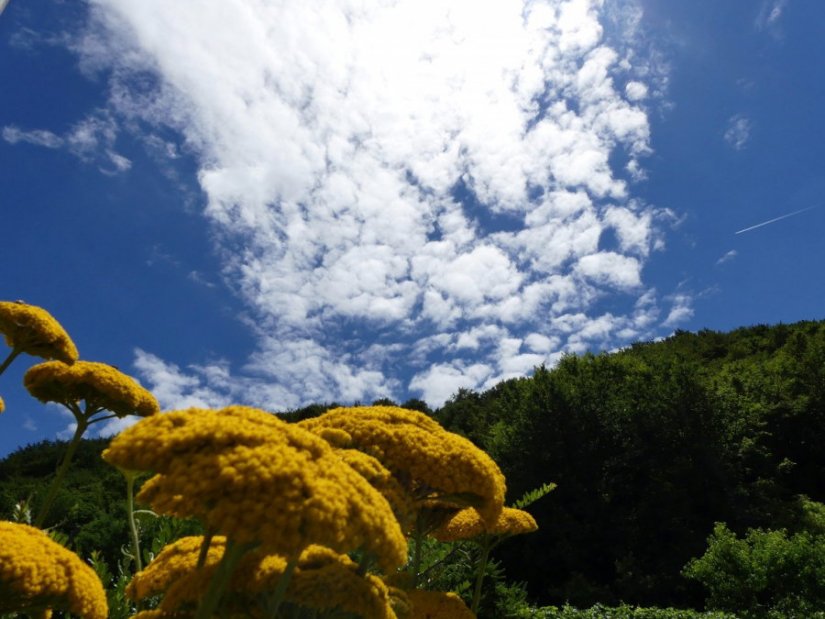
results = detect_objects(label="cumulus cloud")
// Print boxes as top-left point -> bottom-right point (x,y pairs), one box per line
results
663,294 -> 694,327
724,114 -> 752,150
625,81 -> 648,101
61,0 -> 687,407
132,349 -> 234,410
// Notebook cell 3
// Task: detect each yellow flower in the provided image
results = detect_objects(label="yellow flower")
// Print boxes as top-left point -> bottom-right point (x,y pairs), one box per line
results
406,590 -> 476,618
317,426 -> 353,447
24,360 -> 159,418
432,507 -> 538,542
0,395 -> 4,413
299,406 -> 506,524
336,447 -> 416,529
0,521 -> 108,619
0,301 -> 78,364
104,406 -> 407,571
130,536 -> 400,619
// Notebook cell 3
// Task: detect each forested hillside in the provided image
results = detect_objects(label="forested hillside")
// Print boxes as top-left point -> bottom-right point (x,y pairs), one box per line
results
2,319 -> 824,614
434,320 -> 825,609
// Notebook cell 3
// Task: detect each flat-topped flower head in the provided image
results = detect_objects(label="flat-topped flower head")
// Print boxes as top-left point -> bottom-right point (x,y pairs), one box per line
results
24,360 -> 159,418
432,507 -> 538,542
0,301 -> 78,364
103,405 -> 313,471
0,521 -> 108,619
299,406 -> 506,524
406,590 -> 476,618
105,406 -> 407,571
130,537 -> 399,619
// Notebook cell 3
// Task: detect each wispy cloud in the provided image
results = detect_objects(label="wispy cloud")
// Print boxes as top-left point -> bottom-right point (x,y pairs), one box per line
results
724,114 -> 752,150
2,111 -> 131,174
735,206 -> 816,234
716,250 -> 738,265
2,126 -> 63,149
59,0 -> 688,408
755,0 -> 789,33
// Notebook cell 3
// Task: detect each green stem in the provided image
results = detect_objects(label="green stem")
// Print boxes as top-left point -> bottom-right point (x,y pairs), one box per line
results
266,557 -> 297,618
411,519 -> 424,587
197,531 -> 215,569
195,539 -> 248,619
34,416 -> 88,528
0,347 -> 22,376
417,544 -> 462,581
470,539 -> 492,615
124,470 -> 143,573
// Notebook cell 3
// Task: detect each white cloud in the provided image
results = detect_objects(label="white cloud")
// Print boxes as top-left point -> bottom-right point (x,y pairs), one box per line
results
66,0 -> 682,407
724,114 -> 752,150
575,252 -> 642,289
2,111 -> 131,173
625,81 -> 648,101
716,250 -> 738,265
2,126 -> 63,148
409,362 -> 493,408
663,294 -> 694,327
132,348 -> 233,410
756,0 -> 789,32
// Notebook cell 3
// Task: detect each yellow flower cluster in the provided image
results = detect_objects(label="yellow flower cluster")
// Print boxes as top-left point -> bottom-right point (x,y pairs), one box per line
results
432,507 -> 538,542
336,447 -> 416,529
0,301 -> 78,364
406,590 -> 476,618
129,536 -> 401,619
0,395 -> 4,413
0,521 -> 107,619
103,406 -> 407,571
299,406 -> 506,523
24,360 -> 159,417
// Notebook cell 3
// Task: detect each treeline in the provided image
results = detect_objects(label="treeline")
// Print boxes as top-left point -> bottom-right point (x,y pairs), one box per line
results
2,319 -> 825,613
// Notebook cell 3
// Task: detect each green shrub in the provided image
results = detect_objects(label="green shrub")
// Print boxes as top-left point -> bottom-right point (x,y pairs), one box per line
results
683,522 -> 825,617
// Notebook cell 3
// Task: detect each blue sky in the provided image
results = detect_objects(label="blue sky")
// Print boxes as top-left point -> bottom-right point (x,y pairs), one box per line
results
1,0 -> 823,456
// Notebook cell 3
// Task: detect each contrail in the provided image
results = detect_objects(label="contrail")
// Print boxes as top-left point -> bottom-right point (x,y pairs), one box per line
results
734,206 -> 816,235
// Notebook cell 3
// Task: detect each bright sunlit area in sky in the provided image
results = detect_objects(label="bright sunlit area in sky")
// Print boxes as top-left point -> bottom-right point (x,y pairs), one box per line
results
1,0 -> 824,454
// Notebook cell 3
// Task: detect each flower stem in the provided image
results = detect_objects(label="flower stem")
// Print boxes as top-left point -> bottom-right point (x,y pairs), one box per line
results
197,531 -> 215,569
195,539 -> 248,619
266,557 -> 297,618
0,347 -> 22,376
411,520 -> 424,587
124,470 -> 143,573
34,416 -> 88,528
470,539 -> 492,615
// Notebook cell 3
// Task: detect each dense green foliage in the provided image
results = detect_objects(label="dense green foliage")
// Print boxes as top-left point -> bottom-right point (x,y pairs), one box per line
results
0,438 -> 129,567
683,520 -> 825,617
2,319 -> 824,616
